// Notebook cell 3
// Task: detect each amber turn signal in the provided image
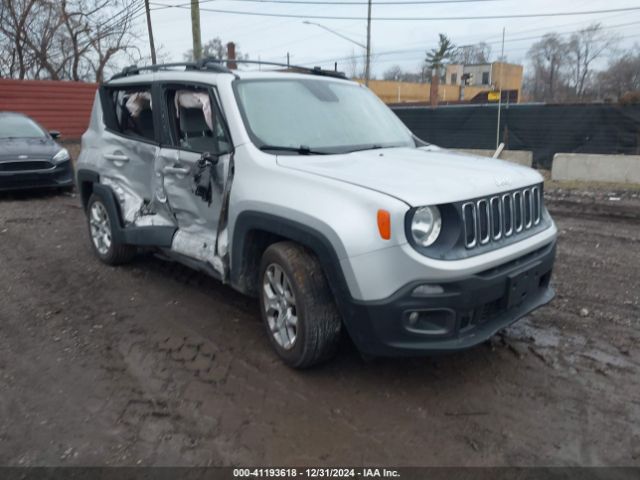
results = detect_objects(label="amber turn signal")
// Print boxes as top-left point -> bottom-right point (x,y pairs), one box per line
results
377,209 -> 391,240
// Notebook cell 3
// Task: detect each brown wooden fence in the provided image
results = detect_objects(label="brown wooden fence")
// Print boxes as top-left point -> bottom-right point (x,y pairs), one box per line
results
0,79 -> 97,139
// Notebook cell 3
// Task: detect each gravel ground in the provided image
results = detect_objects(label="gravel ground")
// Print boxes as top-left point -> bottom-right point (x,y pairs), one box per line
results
0,186 -> 638,467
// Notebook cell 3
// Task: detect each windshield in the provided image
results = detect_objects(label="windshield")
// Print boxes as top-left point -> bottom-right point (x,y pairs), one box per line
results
0,115 -> 47,139
234,78 -> 415,154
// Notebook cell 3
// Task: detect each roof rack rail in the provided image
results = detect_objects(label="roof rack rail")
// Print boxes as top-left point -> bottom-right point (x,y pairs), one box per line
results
110,58 -> 347,81
110,60 -> 232,80
223,59 -> 347,79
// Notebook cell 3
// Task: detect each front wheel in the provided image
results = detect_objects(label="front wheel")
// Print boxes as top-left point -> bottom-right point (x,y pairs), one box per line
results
259,242 -> 342,368
86,194 -> 136,265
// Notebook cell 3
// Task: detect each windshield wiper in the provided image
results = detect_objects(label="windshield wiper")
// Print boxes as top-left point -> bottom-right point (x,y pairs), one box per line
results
260,145 -> 329,155
345,144 -> 386,153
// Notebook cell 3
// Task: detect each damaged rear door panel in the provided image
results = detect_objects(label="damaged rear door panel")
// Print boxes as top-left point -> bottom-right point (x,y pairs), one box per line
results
98,84 -> 160,225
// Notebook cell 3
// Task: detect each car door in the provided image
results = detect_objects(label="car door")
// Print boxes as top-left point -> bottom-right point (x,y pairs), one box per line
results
98,84 -> 159,224
155,82 -> 233,271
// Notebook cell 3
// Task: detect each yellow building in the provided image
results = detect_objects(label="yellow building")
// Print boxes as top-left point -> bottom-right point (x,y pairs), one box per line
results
363,62 -> 523,104
445,62 -> 523,101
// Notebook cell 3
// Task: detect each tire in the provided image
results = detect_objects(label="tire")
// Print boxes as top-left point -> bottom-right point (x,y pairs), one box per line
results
86,193 -> 136,265
259,241 -> 342,368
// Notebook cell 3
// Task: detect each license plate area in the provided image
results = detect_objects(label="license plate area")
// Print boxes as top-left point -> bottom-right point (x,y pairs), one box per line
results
507,263 -> 540,309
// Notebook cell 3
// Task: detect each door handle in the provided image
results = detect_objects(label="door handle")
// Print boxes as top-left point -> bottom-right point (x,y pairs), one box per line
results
163,165 -> 191,176
104,153 -> 129,163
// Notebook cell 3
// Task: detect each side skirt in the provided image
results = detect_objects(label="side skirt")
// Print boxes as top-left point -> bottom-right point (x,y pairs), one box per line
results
156,248 -> 224,282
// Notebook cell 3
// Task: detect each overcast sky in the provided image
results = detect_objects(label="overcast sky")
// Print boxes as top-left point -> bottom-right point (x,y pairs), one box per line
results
143,0 -> 640,76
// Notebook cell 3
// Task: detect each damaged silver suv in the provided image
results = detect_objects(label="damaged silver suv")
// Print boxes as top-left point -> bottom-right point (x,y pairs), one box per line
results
77,60 -> 557,368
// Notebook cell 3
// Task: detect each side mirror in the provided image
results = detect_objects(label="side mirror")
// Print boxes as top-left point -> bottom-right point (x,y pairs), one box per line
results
49,130 -> 61,139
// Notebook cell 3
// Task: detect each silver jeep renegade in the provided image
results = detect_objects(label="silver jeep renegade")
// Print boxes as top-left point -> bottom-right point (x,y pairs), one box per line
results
76,61 -> 557,368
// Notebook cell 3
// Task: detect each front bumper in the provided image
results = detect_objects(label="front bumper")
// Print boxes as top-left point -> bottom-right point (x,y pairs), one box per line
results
0,161 -> 74,191
342,241 -> 556,356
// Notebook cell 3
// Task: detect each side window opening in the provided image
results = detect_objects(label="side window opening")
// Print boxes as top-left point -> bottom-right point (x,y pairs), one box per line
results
164,86 -> 231,154
105,87 -> 156,142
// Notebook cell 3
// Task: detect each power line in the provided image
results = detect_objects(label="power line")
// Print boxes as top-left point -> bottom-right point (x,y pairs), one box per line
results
100,3 -> 147,32
149,4 -> 640,21
308,32 -> 639,69
480,10 -> 634,43
362,12 -> 637,56
297,21 -> 640,67
369,32 -> 640,66
90,1 -> 144,30
250,21 -> 363,56
234,8 -> 640,58
149,0 -> 312,42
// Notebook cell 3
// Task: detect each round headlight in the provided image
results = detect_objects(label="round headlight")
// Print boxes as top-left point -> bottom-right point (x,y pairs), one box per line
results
411,206 -> 442,247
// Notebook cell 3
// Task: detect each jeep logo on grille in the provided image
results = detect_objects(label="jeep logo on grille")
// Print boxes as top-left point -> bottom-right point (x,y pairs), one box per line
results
495,177 -> 512,187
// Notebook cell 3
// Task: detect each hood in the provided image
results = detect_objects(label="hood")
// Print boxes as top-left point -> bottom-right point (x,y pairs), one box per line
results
0,137 -> 60,161
276,147 -> 543,206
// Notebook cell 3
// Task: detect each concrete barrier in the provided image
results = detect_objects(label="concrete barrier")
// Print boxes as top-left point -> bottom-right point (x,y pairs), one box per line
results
551,153 -> 640,184
454,149 -> 533,167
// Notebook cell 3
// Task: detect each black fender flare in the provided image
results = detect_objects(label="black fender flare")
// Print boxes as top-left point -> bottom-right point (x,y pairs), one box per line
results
76,168 -> 100,211
76,168 -> 100,185
230,211 -> 358,315
90,183 -> 127,245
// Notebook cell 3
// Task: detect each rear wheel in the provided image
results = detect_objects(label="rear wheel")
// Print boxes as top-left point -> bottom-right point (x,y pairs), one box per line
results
87,194 -> 136,265
259,242 -> 342,368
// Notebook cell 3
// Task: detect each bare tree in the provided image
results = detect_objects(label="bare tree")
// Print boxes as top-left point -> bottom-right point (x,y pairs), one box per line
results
382,64 -> 423,82
0,0 -> 143,82
596,48 -> 640,100
22,1 -> 66,79
89,2 -> 142,82
184,37 -> 248,62
567,23 -> 619,99
526,34 -> 570,103
453,42 -> 492,65
59,0 -> 104,81
0,0 -> 40,79
382,64 -> 402,81
343,48 -> 364,80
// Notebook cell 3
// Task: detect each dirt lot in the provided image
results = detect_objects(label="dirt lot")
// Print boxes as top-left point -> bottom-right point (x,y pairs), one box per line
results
0,185 -> 639,467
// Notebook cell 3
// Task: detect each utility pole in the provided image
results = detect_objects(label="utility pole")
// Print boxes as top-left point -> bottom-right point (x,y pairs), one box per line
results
144,0 -> 157,64
191,0 -> 202,60
364,0 -> 372,86
496,27 -> 505,150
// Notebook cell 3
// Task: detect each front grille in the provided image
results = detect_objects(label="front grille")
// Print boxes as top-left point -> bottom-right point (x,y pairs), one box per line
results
462,185 -> 542,249
0,160 -> 54,172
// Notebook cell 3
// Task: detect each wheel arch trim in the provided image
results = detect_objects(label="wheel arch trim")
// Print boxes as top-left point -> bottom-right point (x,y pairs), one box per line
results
230,211 -> 358,307
77,168 -> 100,211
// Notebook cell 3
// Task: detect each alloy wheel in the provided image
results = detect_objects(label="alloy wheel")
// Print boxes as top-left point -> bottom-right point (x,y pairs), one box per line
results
89,201 -> 112,256
263,263 -> 299,350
